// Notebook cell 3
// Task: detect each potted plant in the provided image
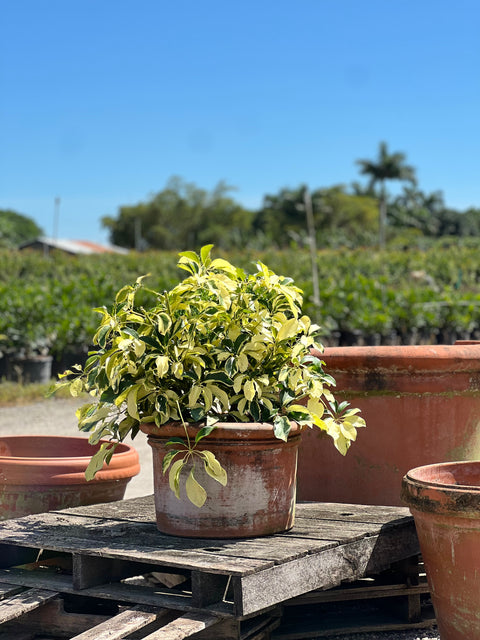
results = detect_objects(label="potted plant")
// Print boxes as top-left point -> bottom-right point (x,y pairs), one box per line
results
0,329 -> 54,384
56,245 -> 365,537
0,285 -> 57,383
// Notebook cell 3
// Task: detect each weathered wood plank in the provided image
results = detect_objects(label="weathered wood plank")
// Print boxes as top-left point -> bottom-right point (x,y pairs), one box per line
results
190,537 -> 337,564
0,568 -> 234,616
5,597 -> 110,637
286,518 -> 388,541
140,611 -> 222,639
0,570 -> 72,593
0,497 -> 411,572
296,502 -> 412,524
55,496 -> 413,531
287,581 -> 428,605
0,588 -> 58,623
58,496 -> 413,528
272,607 -> 436,639
0,508 -> 412,569
69,605 -> 167,640
0,582 -> 25,600
0,514 -> 273,575
55,494 -> 157,523
235,523 -> 419,616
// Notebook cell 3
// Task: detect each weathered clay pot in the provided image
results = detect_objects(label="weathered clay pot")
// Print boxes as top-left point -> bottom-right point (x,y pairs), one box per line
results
402,461 -> 480,639
297,343 -> 480,506
0,435 -> 140,520
141,422 -> 303,538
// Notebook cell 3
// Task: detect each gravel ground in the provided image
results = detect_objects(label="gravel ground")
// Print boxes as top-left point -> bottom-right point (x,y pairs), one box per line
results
0,398 -> 439,640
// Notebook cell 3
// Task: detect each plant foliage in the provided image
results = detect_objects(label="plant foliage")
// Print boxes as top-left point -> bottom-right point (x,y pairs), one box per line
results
56,246 -> 365,504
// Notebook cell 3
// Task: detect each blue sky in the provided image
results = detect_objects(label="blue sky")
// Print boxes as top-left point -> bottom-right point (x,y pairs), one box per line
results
1,0 -> 479,243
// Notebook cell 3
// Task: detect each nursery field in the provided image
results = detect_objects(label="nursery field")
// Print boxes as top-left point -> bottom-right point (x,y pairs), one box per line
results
1,242 -> 480,376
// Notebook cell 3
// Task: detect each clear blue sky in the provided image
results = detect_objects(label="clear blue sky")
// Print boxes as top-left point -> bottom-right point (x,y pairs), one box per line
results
1,0 -> 479,243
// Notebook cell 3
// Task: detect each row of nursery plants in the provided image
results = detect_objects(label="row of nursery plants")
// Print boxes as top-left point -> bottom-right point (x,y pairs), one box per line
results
1,242 -> 480,376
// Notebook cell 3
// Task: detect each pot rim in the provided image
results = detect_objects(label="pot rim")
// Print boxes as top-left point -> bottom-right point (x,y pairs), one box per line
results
404,460 -> 480,492
140,420 -> 305,441
401,461 -> 480,516
0,435 -> 140,484
317,344 -> 480,373
0,435 -> 135,462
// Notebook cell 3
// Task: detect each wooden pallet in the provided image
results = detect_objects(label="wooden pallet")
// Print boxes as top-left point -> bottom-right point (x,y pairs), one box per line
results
274,559 -> 436,638
0,582 -> 280,640
0,496 -> 423,639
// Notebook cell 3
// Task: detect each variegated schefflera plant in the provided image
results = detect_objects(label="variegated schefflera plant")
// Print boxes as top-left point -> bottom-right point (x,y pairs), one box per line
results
56,245 -> 365,506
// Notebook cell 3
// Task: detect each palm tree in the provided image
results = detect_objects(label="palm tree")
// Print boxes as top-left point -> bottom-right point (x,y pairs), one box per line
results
356,142 -> 417,248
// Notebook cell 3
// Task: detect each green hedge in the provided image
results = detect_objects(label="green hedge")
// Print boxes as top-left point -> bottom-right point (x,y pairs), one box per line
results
1,243 -> 480,376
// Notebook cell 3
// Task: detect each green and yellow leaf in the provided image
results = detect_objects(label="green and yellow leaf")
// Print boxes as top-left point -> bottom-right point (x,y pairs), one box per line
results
185,468 -> 207,507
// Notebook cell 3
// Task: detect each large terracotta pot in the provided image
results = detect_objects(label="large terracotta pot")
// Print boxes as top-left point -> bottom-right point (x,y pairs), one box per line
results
402,461 -> 480,639
0,435 -> 140,520
297,343 -> 480,506
140,421 -> 303,538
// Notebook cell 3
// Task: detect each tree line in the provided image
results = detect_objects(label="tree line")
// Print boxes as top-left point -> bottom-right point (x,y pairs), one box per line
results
102,142 -> 480,251
2,142 -> 480,251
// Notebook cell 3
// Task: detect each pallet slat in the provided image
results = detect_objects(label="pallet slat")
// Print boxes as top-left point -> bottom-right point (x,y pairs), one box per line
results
0,568 -> 234,617
0,513 -> 274,575
140,611 -> 221,640
236,523 -> 419,617
69,605 -> 167,640
0,583 -> 25,601
296,502 -> 412,524
1,596 -> 111,637
0,588 -> 58,624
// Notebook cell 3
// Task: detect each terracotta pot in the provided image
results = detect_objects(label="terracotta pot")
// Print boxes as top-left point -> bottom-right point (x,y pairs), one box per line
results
297,343 -> 480,506
0,435 -> 140,520
402,461 -> 480,639
140,421 -> 303,538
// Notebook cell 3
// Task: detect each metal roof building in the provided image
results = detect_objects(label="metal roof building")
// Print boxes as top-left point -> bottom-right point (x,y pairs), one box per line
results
19,237 -> 129,255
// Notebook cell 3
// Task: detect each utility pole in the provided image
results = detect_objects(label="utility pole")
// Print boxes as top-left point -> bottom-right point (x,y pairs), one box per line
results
303,189 -> 320,307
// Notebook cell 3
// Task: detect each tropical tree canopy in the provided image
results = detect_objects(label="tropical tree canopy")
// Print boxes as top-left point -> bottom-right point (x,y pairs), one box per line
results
102,177 -> 254,251
254,184 -> 378,248
356,141 -> 417,247
356,141 -> 417,188
85,143 -> 480,251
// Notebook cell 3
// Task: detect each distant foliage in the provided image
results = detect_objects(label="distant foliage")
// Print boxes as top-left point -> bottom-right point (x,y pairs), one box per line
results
253,184 -> 379,249
2,243 -> 480,378
101,172 -> 480,253
101,177 -> 254,251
